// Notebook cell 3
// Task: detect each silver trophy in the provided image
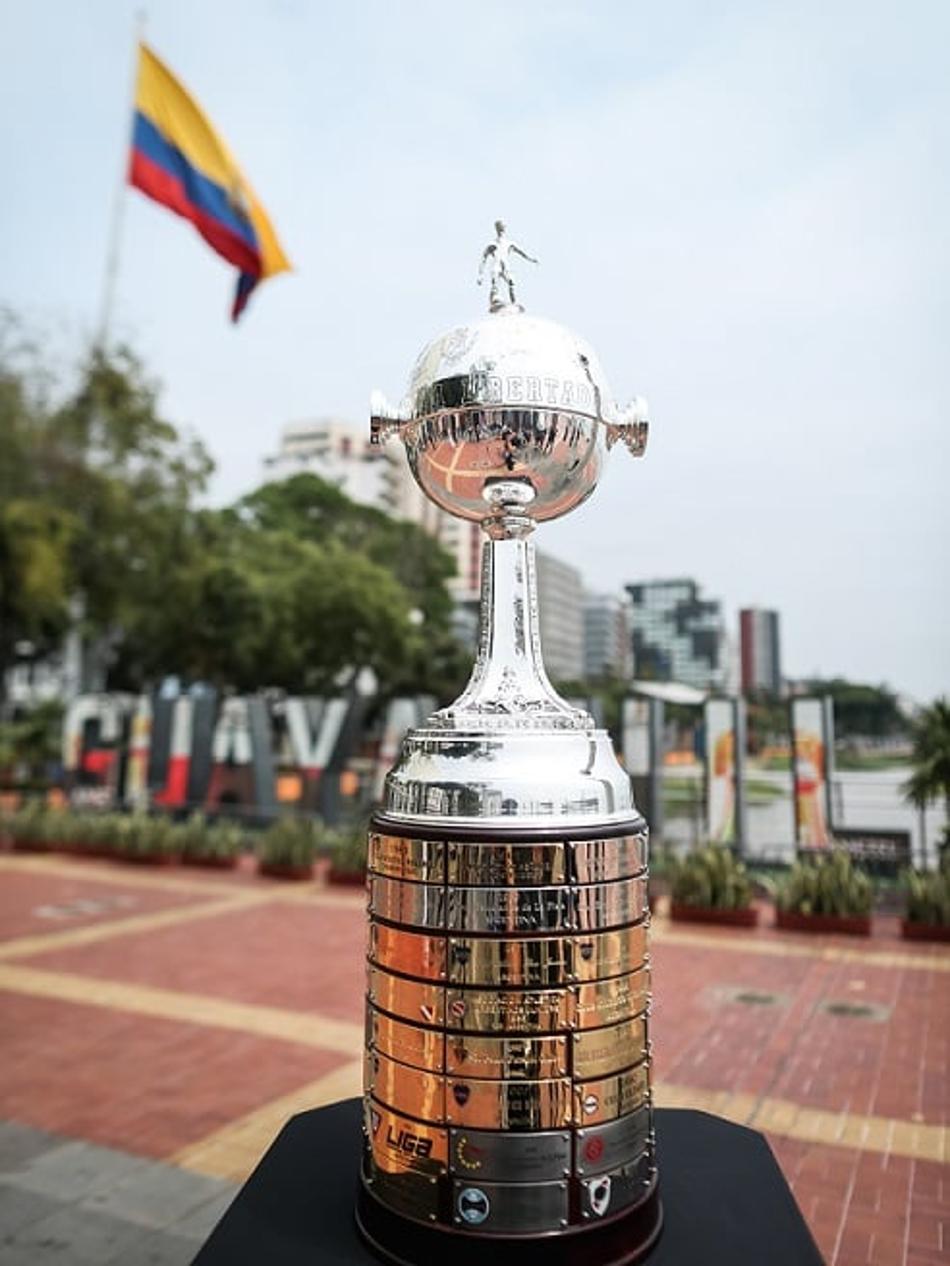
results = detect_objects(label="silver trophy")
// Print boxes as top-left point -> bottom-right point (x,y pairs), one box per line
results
357,225 -> 661,1266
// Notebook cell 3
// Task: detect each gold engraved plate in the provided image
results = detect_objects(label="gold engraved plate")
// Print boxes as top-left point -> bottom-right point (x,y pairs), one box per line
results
366,1098 -> 447,1176
574,877 -> 648,931
573,968 -> 649,1030
447,842 -> 567,887
445,1034 -> 568,1080
369,1050 -> 445,1123
447,886 -> 573,934
572,833 -> 648,884
369,876 -> 446,929
368,966 -> 445,1026
445,986 -> 571,1034
574,1062 -> 649,1125
571,926 -> 648,982
448,936 -> 571,987
371,1010 -> 445,1072
446,1077 -> 573,1130
371,923 -> 447,981
369,833 -> 445,884
572,1017 -> 648,1080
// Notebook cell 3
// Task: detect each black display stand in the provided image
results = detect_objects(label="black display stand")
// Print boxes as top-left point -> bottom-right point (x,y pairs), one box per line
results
192,1099 -> 822,1266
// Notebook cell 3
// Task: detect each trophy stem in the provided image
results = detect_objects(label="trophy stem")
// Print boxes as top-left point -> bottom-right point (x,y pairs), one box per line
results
443,533 -> 586,727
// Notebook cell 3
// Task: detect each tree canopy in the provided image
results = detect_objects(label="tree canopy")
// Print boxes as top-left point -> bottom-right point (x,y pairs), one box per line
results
0,322 -> 466,703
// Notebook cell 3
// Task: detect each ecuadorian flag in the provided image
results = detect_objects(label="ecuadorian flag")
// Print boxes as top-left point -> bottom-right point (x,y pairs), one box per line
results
130,43 -> 290,320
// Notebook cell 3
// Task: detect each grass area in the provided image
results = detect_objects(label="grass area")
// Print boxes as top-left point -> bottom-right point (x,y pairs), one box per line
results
833,751 -> 911,772
662,776 -> 786,803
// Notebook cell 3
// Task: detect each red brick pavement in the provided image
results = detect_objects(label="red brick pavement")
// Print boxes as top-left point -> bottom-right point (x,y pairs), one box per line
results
0,855 -> 947,1266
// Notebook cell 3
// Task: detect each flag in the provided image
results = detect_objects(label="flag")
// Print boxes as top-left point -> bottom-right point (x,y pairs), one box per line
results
129,43 -> 290,320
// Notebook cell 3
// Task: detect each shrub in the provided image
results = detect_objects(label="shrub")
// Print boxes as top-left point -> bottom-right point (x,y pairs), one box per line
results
670,846 -> 753,911
902,869 -> 950,926
113,814 -> 181,860
327,825 -> 368,878
776,851 -> 873,917
256,817 -> 321,869
2,802 -> 52,849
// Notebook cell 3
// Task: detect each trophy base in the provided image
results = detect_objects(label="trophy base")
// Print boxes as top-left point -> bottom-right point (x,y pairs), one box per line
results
355,1176 -> 663,1266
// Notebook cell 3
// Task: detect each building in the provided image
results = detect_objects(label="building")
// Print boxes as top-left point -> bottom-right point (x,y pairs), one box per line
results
583,594 -> 633,680
739,607 -> 782,695
536,551 -> 584,682
625,578 -> 727,691
261,419 -> 390,506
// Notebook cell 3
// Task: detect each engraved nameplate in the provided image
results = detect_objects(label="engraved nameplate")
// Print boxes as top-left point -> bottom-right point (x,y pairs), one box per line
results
448,936 -> 571,988
449,1126 -> 571,1182
365,1098 -> 447,1176
574,1103 -> 652,1177
447,842 -> 567,887
452,1177 -> 568,1233
445,986 -> 571,1034
574,877 -> 648,931
370,1009 -> 445,1072
572,1017 -> 648,1081
445,1076 -> 573,1131
369,876 -> 446,930
571,926 -> 648,982
368,1050 -> 445,1123
580,1152 -> 653,1219
571,833 -> 648,884
444,1033 -> 568,1081
573,1063 -> 649,1125
370,924 -> 447,981
369,833 -> 445,884
447,887 -> 573,933
367,966 -> 444,1027
573,969 -> 649,1030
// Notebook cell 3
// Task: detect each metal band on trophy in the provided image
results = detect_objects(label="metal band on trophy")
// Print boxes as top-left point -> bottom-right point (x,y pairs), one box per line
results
356,223 -> 661,1265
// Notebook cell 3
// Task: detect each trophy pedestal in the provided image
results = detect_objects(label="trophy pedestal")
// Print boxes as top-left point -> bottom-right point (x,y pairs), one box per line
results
356,1173 -> 662,1266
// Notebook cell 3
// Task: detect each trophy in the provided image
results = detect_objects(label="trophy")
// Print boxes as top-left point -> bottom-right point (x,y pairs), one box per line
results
357,222 -> 660,1265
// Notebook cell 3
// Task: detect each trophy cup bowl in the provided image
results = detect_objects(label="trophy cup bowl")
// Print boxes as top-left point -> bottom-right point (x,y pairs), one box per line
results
357,242 -> 661,1266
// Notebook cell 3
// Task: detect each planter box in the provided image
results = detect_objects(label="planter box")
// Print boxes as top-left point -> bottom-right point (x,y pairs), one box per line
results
258,861 -> 314,881
901,919 -> 950,943
328,868 -> 367,888
775,910 -> 871,936
670,903 -> 758,928
182,854 -> 240,870
119,852 -> 181,867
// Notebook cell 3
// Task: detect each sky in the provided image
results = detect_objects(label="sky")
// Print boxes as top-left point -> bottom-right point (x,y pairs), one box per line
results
1,0 -> 948,702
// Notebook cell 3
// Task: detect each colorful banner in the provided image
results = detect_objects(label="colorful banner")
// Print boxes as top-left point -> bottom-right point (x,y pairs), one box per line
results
791,697 -> 831,847
704,699 -> 736,844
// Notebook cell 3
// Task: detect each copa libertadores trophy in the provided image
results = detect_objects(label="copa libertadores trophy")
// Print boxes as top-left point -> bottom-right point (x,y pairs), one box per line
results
357,221 -> 660,1265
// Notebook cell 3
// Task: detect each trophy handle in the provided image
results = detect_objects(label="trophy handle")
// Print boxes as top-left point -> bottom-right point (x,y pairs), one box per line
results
606,396 -> 650,458
369,390 -> 405,445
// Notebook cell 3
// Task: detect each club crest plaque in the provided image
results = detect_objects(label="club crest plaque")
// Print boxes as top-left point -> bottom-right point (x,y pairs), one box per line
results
356,225 -> 661,1265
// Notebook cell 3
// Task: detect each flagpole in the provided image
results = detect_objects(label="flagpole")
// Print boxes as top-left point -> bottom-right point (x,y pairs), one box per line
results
96,9 -> 147,353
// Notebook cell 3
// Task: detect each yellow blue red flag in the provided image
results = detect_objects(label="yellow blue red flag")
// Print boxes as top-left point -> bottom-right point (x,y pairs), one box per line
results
129,43 -> 290,320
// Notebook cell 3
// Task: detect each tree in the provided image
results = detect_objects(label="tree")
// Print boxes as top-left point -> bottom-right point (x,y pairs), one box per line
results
802,678 -> 907,739
903,698 -> 950,822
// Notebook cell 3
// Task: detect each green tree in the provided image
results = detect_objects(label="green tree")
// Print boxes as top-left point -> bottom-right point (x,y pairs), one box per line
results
803,677 -> 907,739
903,698 -> 950,822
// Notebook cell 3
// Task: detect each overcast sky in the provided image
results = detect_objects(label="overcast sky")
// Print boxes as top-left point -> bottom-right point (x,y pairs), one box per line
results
2,1 -> 947,701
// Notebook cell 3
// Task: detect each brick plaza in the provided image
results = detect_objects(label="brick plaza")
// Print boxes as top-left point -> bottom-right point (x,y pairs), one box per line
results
0,852 -> 946,1265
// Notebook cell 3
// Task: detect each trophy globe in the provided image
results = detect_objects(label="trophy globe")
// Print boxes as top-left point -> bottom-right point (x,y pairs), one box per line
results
358,223 -> 662,1266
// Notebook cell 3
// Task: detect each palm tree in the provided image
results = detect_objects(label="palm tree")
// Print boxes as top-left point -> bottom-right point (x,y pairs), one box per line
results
904,699 -> 950,859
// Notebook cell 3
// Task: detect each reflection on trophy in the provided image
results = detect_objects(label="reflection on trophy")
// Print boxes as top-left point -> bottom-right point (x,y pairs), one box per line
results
357,225 -> 660,1265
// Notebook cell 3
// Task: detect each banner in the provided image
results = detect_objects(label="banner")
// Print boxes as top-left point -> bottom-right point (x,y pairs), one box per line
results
704,699 -> 736,844
791,697 -> 831,847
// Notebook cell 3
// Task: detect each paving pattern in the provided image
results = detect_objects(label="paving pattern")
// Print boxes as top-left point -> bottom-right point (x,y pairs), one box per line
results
0,851 -> 947,1265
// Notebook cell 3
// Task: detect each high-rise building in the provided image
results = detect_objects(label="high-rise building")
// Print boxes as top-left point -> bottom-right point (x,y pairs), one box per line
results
625,578 -> 727,691
739,607 -> 782,695
261,419 -> 390,506
583,594 -> 633,681
535,551 -> 584,682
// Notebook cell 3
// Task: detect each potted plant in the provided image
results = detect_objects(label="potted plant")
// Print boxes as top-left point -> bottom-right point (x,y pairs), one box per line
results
669,845 -> 758,926
113,814 -> 182,866
181,813 -> 245,869
3,802 -> 52,853
775,850 -> 873,935
326,825 -> 369,886
256,816 -> 320,880
901,865 -> 950,942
